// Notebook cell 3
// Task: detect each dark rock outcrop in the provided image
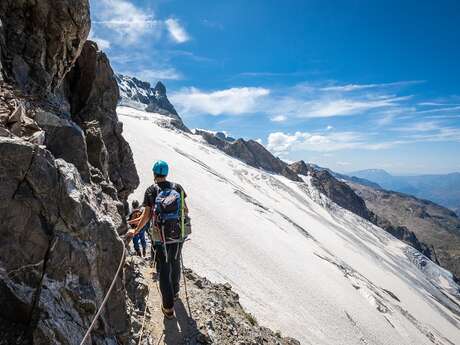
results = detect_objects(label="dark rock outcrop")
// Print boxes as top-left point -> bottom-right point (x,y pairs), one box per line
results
0,1 -> 139,344
0,0 -> 90,97
64,41 -> 139,203
196,131 -> 302,182
145,81 -> 179,117
0,138 -> 129,345
290,160 -> 371,220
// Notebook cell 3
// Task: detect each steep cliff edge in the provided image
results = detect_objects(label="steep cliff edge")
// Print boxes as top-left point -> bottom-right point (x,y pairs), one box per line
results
0,1 -> 139,344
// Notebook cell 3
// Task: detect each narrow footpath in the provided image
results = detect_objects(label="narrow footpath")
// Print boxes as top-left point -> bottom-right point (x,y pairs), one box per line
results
125,251 -> 301,345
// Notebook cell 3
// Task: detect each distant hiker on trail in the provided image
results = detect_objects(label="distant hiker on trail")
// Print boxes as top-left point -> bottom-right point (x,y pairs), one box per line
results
128,200 -> 148,257
127,160 -> 189,319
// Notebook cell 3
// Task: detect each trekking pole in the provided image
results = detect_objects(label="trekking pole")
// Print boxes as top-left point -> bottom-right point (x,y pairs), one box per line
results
180,252 -> 192,317
161,224 -> 168,263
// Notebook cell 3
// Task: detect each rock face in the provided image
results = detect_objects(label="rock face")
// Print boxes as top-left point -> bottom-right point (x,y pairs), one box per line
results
0,1 -> 139,344
145,81 -> 178,117
348,181 -> 460,281
290,160 -> 371,220
0,0 -> 90,97
0,138 -> 129,345
64,41 -> 139,203
196,130 -> 302,182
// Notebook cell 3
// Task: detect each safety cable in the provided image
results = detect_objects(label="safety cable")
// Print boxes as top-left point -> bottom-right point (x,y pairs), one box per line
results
78,242 -> 127,345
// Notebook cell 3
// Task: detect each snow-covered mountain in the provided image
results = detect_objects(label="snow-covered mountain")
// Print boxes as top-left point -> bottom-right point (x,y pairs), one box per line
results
118,106 -> 460,345
115,74 -> 184,121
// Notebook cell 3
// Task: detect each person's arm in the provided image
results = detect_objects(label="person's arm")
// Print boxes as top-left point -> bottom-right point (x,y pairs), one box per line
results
127,206 -> 151,238
128,216 -> 142,225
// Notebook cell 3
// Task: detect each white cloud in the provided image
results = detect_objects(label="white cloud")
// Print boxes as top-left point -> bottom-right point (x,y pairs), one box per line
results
392,121 -> 441,132
267,131 -> 365,154
320,80 -> 424,92
271,95 -> 411,118
266,131 -> 406,154
171,87 -> 270,116
93,0 -> 159,44
165,18 -> 190,43
271,115 -> 287,122
121,68 -> 182,81
416,105 -> 460,114
88,30 -> 111,50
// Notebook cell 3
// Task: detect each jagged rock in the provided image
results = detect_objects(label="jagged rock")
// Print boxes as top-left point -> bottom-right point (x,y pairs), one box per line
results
34,110 -> 91,182
0,1 -> 139,344
64,40 -> 139,204
84,121 -> 110,180
116,74 -> 190,132
0,137 -> 129,345
145,81 -> 180,118
290,160 -> 371,220
196,131 -> 302,182
0,0 -> 90,96
179,269 -> 301,345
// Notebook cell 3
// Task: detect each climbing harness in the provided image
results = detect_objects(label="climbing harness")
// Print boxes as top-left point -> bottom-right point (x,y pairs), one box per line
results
78,242 -> 127,345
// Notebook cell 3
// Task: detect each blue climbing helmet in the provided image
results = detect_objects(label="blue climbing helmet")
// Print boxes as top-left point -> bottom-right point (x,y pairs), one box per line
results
152,160 -> 169,176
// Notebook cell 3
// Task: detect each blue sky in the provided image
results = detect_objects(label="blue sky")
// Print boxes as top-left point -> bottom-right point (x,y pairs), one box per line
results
90,0 -> 460,174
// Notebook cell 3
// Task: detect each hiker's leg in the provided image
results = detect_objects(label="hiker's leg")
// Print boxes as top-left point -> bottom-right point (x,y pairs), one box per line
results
139,229 -> 147,250
157,246 -> 174,309
132,234 -> 140,252
171,243 -> 182,295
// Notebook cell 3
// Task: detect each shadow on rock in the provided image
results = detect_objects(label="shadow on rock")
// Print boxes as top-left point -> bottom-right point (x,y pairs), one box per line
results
163,300 -> 209,345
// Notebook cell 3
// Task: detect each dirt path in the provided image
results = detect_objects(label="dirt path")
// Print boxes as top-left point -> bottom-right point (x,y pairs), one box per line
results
134,256 -> 203,345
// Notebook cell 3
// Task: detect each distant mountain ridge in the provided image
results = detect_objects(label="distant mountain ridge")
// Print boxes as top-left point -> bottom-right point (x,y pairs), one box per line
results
347,180 -> 460,281
351,169 -> 460,215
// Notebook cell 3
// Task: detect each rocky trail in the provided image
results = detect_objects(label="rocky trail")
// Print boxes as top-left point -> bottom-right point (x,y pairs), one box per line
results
125,247 -> 300,345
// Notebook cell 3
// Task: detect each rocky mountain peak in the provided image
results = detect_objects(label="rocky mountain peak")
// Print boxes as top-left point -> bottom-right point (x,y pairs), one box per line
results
289,160 -> 316,176
115,73 -> 189,131
154,81 -> 167,95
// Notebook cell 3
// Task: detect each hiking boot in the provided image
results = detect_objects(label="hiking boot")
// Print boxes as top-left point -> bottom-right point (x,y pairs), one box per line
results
161,306 -> 175,319
142,247 -> 147,257
135,249 -> 141,257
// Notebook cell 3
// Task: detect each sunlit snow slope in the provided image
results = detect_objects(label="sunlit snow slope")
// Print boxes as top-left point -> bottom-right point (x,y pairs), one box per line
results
119,106 -> 460,345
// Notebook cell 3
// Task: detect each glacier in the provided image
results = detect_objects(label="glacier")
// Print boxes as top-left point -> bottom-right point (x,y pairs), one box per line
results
119,106 -> 460,345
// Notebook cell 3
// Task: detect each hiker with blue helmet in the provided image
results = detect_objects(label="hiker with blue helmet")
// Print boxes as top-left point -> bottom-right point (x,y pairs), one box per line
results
127,160 -> 188,319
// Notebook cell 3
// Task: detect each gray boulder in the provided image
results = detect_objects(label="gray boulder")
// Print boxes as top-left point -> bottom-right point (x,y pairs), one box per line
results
0,0 -> 90,96
64,41 -> 139,203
